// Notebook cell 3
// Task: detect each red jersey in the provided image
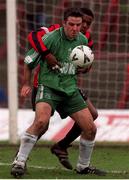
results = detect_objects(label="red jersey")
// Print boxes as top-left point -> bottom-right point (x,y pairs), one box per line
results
27,24 -> 93,87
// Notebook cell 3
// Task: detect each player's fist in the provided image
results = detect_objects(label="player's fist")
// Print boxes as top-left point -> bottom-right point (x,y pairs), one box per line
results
76,64 -> 92,74
21,84 -> 32,97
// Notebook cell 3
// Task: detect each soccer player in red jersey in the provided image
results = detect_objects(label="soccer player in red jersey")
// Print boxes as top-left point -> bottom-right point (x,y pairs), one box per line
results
28,8 -> 98,170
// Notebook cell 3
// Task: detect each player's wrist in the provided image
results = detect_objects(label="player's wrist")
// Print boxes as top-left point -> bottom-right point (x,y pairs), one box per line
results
23,80 -> 31,86
45,53 -> 53,59
45,53 -> 57,64
41,50 -> 50,57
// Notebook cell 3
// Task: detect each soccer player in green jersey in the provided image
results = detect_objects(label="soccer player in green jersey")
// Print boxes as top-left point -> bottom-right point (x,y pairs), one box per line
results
11,8 -> 106,178
28,8 -> 98,171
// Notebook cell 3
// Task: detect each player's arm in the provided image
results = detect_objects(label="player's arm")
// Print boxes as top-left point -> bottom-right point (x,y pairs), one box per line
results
28,28 -> 49,55
21,48 -> 40,97
27,24 -> 60,54
27,24 -> 61,69
21,64 -> 32,97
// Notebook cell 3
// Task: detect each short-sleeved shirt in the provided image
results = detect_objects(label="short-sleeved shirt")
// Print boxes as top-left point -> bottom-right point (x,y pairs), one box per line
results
25,27 -> 88,96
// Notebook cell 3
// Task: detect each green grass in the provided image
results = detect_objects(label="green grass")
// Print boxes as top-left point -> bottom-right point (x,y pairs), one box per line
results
0,142 -> 129,179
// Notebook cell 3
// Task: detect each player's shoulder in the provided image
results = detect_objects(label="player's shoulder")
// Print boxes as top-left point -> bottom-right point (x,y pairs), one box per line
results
78,32 -> 88,42
48,24 -> 60,31
79,32 -> 87,38
40,24 -> 60,33
42,27 -> 60,41
49,26 -> 61,36
85,31 -> 92,39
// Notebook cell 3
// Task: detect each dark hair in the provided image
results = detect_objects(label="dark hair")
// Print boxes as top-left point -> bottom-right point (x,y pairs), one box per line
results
63,8 -> 83,21
80,8 -> 94,19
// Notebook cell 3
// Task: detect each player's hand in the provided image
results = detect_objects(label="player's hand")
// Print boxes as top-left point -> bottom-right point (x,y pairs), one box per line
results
46,53 -> 61,71
21,84 -> 32,97
76,64 -> 92,74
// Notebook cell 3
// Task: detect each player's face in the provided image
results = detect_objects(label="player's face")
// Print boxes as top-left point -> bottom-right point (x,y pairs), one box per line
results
63,16 -> 82,40
81,15 -> 93,34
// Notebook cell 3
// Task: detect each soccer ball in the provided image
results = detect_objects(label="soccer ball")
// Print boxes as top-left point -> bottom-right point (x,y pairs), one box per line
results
70,45 -> 94,68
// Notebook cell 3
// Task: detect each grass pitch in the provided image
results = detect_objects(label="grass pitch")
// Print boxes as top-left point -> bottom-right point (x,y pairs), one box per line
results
0,142 -> 129,179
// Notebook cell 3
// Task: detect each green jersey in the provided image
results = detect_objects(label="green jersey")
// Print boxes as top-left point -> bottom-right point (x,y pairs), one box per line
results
25,27 -> 88,96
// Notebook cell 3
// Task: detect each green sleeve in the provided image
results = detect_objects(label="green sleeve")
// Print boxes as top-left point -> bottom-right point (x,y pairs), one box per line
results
24,48 -> 41,69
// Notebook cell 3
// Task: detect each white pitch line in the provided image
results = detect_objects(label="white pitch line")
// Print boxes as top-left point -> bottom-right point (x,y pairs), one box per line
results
0,162 -> 67,170
106,170 -> 128,174
0,162 -> 128,174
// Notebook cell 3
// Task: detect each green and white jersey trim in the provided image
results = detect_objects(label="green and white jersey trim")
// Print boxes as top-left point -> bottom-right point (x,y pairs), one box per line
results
42,31 -> 53,41
25,50 -> 39,64
36,85 -> 44,101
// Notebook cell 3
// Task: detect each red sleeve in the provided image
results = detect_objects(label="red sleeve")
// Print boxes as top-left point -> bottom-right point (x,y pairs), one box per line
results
27,29 -> 47,53
27,24 -> 60,56
85,31 -> 94,49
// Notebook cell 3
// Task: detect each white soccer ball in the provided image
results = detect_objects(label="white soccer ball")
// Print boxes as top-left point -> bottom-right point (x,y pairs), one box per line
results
70,45 -> 94,68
